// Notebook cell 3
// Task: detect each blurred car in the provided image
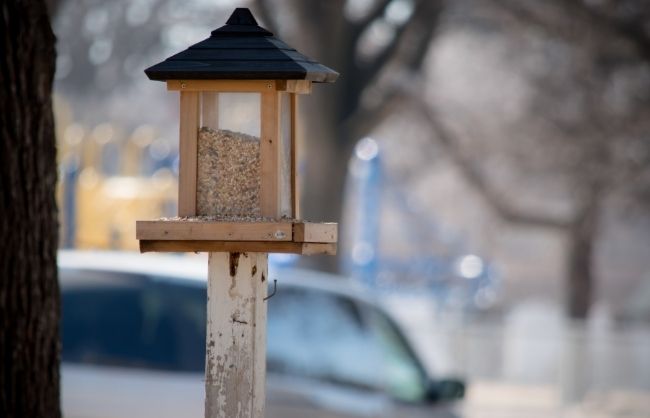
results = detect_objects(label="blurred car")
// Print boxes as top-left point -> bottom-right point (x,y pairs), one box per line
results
60,251 -> 464,418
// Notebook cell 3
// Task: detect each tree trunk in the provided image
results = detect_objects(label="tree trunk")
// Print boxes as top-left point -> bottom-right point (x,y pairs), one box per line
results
283,1 -> 358,273
0,1 -> 60,417
299,89 -> 356,272
566,193 -> 600,320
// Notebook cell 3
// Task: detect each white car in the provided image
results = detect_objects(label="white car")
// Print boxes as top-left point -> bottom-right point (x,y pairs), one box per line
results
60,251 -> 464,418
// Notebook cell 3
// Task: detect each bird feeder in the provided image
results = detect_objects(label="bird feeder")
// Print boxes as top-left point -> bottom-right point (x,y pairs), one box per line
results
136,7 -> 338,254
135,8 -> 338,418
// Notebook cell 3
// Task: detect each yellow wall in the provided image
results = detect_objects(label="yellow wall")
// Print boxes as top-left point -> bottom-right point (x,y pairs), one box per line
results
75,169 -> 176,250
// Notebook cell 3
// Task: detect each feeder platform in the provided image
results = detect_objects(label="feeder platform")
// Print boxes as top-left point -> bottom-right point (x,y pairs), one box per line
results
136,219 -> 337,255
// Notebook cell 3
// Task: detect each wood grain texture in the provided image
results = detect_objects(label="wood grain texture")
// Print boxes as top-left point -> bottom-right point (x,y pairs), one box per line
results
285,80 -> 312,94
260,91 -> 280,217
136,220 -> 292,241
300,243 -> 338,255
293,222 -> 337,243
290,93 -> 299,218
178,91 -> 199,216
205,252 -> 267,418
168,80 -> 276,92
140,240 -> 337,255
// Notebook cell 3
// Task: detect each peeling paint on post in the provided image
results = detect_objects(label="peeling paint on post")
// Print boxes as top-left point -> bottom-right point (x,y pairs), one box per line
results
206,252 -> 268,418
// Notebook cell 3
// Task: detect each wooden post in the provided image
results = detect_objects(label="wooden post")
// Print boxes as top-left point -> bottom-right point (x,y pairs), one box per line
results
205,252 -> 268,418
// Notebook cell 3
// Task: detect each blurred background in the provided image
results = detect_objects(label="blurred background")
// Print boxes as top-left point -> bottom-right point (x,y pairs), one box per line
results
51,0 -> 650,416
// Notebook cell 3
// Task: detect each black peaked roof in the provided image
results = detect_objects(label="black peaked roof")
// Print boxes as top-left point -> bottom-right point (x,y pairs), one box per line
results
145,8 -> 338,83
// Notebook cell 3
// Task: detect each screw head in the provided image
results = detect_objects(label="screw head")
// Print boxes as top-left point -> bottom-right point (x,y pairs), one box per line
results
274,230 -> 286,239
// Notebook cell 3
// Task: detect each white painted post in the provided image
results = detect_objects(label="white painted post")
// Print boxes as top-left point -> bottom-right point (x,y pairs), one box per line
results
205,252 -> 268,418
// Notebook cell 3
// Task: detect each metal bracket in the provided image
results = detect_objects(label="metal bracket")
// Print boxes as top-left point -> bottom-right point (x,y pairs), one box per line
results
264,279 -> 277,301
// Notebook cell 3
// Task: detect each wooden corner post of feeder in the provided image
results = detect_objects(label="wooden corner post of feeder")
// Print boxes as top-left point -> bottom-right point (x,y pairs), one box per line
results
136,7 -> 338,418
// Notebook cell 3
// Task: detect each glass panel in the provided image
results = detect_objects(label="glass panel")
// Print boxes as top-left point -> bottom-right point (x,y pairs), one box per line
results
218,93 -> 261,138
201,92 -> 219,131
279,93 -> 293,218
197,92 -> 261,217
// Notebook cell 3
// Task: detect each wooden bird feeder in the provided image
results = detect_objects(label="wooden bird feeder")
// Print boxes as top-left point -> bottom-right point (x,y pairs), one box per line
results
136,8 -> 338,418
136,7 -> 338,255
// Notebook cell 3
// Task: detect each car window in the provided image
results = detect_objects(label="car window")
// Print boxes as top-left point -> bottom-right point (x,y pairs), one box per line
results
61,268 -> 206,373
267,287 -> 382,390
366,306 -> 428,402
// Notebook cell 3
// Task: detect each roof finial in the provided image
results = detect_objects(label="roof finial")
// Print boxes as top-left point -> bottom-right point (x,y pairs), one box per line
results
226,8 -> 258,26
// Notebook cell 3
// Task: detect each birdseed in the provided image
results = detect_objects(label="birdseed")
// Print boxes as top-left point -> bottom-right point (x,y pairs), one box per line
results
197,127 -> 261,216
159,215 -> 297,223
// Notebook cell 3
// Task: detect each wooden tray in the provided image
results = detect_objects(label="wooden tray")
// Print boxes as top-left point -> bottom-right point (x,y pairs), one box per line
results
136,219 -> 337,254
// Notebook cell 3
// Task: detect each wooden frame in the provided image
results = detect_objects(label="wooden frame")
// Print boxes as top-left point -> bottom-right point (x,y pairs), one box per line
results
260,91 -> 281,217
176,80 -> 301,219
137,220 -> 336,242
136,220 -> 337,254
168,79 -> 312,94
290,93 -> 299,218
178,91 -> 199,216
150,79 -> 329,253
279,80 -> 312,94
136,220 -> 294,241
293,222 -> 336,243
140,240 -> 336,255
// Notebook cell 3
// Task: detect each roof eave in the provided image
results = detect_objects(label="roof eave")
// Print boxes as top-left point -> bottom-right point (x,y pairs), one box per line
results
144,66 -> 339,83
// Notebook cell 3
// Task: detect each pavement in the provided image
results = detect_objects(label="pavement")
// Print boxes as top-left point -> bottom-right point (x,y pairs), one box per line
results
461,381 -> 650,418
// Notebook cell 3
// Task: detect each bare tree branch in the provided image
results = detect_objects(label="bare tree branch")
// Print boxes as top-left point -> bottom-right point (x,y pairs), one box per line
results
360,0 -> 439,86
342,81 -> 407,139
409,93 -> 571,229
360,1 -> 420,82
572,0 -> 650,61
290,0 -> 347,48
351,0 -> 393,41
341,1 -> 440,145
490,0 -> 650,62
403,1 -> 441,71
251,0 -> 279,35
485,0 -> 563,36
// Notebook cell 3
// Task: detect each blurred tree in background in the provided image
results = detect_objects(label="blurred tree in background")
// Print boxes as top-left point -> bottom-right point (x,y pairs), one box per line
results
51,0 -> 650,320
0,0 -> 60,416
253,1 -> 650,319
416,0 -> 650,319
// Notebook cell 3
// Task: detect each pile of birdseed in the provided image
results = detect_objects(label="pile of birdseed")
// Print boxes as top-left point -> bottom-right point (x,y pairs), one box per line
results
159,215 -> 297,223
197,127 -> 261,216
